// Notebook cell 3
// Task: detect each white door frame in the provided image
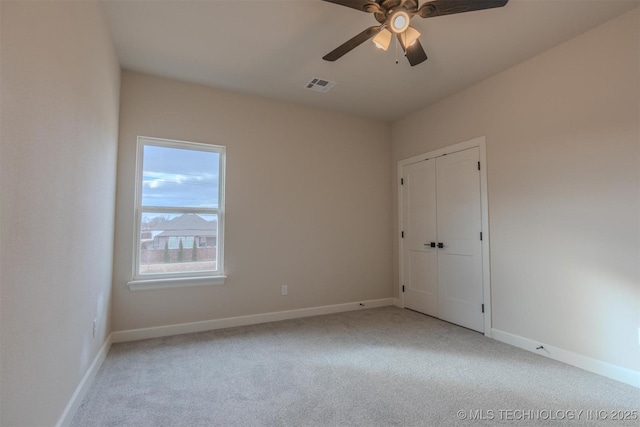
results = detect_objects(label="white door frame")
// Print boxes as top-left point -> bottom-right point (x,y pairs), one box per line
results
398,136 -> 492,336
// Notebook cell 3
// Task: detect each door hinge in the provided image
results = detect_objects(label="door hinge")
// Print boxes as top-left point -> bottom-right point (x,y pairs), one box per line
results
401,178 -> 404,185
401,231 -> 404,238
480,232 -> 483,241
477,161 -> 481,171
481,303 -> 485,313
402,285 -> 405,293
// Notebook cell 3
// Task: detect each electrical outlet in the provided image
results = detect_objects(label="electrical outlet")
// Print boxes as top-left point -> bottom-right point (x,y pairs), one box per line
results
281,285 -> 288,296
93,318 -> 97,338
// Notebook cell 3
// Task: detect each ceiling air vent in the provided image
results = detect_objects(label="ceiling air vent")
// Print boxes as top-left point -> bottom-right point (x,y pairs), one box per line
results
305,78 -> 336,93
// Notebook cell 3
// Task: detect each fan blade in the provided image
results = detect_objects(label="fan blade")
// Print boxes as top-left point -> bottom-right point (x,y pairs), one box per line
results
397,34 -> 428,66
381,0 -> 402,9
323,26 -> 384,62
405,39 -> 428,66
404,0 -> 420,11
322,0 -> 382,13
418,0 -> 508,18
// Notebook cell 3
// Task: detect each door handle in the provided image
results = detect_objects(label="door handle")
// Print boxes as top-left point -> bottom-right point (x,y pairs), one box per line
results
437,243 -> 444,248
424,242 -> 436,248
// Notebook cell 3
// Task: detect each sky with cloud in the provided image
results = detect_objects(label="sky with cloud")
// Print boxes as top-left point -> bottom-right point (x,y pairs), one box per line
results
141,145 -> 220,209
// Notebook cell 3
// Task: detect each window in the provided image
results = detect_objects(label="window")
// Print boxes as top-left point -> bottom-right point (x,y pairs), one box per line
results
131,136 -> 225,287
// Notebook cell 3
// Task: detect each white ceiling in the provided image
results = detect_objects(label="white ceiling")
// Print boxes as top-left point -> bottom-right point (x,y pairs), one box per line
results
101,0 -> 639,122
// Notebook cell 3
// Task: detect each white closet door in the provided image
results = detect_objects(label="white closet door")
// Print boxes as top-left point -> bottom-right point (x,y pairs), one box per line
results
436,147 -> 484,332
401,159 -> 438,318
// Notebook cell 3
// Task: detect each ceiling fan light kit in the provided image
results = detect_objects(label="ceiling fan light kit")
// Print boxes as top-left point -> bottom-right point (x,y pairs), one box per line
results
389,10 -> 410,33
322,0 -> 509,66
402,26 -> 421,47
373,29 -> 392,50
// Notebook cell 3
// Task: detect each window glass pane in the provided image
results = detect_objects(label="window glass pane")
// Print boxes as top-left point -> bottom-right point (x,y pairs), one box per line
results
139,212 -> 218,275
142,145 -> 219,208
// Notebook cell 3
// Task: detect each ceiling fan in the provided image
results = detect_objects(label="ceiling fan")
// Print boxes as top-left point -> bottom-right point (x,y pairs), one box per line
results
322,0 -> 509,66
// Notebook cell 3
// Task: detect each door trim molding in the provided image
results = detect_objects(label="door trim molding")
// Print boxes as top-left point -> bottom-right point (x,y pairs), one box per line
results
398,136 -> 492,336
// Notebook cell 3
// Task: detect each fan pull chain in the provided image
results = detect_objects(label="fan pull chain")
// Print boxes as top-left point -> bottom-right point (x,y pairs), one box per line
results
395,36 -> 399,64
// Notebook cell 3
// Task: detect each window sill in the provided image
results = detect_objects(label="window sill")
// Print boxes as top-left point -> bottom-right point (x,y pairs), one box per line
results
127,275 -> 227,291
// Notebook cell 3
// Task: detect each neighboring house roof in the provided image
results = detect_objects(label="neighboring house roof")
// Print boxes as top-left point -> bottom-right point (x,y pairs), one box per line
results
157,229 -> 216,238
150,214 -> 217,238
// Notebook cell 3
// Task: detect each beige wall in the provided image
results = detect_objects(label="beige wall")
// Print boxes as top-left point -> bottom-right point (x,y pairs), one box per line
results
0,1 -> 120,426
1,3 -> 636,424
392,8 -> 640,372
112,71 -> 392,331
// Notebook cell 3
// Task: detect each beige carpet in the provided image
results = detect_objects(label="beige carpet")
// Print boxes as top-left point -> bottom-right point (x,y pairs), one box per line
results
72,307 -> 639,426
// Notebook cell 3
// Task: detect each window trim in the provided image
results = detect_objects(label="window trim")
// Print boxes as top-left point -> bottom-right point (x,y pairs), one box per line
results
127,275 -> 227,291
131,136 -> 226,288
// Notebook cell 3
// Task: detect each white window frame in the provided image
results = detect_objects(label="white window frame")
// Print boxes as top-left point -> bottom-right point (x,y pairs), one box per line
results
127,136 -> 226,291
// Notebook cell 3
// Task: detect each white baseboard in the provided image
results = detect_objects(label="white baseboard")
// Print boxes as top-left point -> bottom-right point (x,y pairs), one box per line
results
491,328 -> 640,389
112,298 -> 395,343
56,334 -> 113,427
393,298 -> 402,308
